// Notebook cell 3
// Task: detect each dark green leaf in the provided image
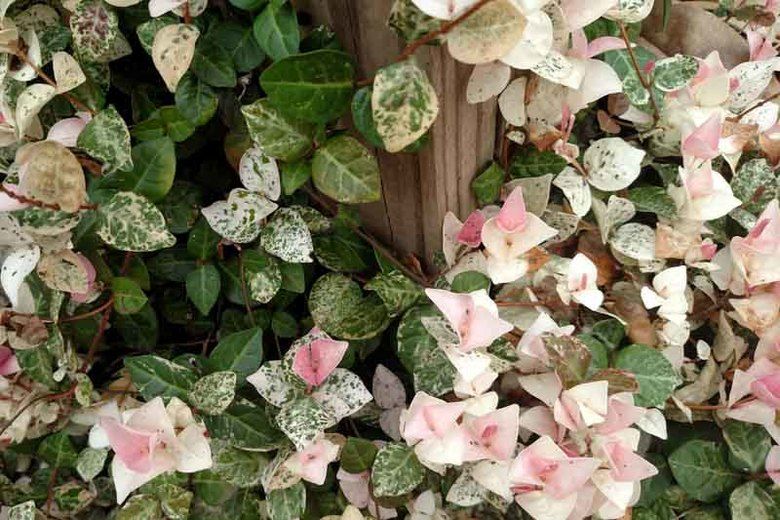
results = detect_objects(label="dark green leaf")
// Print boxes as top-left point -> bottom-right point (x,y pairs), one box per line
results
125,354 -> 198,401
207,327 -> 264,378
186,264 -> 221,315
341,437 -> 379,473
175,74 -> 219,126
112,277 -> 148,315
471,161 -> 505,205
668,440 -> 743,502
192,39 -> 237,88
252,3 -> 299,61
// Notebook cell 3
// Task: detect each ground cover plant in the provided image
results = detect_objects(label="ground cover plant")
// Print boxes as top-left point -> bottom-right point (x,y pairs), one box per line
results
0,0 -> 780,518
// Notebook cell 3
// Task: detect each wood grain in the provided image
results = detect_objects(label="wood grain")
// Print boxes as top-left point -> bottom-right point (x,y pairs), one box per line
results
297,0 -> 499,267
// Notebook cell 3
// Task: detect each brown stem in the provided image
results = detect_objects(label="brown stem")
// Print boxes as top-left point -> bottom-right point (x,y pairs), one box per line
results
0,184 -> 96,212
0,385 -> 76,439
79,300 -> 113,372
618,23 -> 660,124
735,91 -> 780,122
495,300 -> 544,308
60,297 -> 114,323
182,1 -> 192,24
15,51 -> 94,115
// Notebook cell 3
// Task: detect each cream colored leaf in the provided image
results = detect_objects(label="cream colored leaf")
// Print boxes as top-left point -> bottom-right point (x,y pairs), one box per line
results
467,61 -> 511,104
497,77 -> 527,126
52,52 -> 86,94
447,0 -> 525,64
10,29 -> 40,82
151,23 -> 199,93
17,141 -> 87,212
14,83 -> 56,139
553,166 -> 591,217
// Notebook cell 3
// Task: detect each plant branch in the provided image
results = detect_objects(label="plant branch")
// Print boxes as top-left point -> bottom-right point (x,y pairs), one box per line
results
617,23 -> 660,124
0,184 -> 96,212
15,51 -> 94,115
735,91 -> 780,121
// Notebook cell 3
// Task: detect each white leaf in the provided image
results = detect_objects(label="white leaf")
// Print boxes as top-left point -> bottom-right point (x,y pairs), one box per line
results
467,62 -> 511,104
447,0 -> 525,64
104,0 -> 143,6
553,167 -> 591,217
10,30 -> 40,82
497,77 -> 527,126
151,23 -> 199,92
610,223 -> 655,262
311,368 -> 373,422
728,58 -> 780,112
2,245 -> 40,308
15,83 -> 56,139
260,207 -> 313,263
52,51 -> 86,94
239,146 -> 280,201
500,10 -> 553,69
583,137 -> 645,191
411,0 -> 476,19
591,195 -> 635,244
202,188 -> 277,244
531,51 -> 586,89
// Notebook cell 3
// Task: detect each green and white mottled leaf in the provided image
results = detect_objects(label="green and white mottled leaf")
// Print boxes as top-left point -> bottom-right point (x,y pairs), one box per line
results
246,360 -> 300,407
722,420 -> 772,473
614,344 -> 681,407
583,137 -> 645,191
553,166 -> 591,217
259,50 -> 354,123
52,51 -> 86,93
241,98 -> 315,162
626,186 -> 677,219
239,146 -> 280,200
729,481 -> 779,519
15,83 -> 56,139
260,208 -> 313,263
731,158 -> 778,214
653,55 -> 698,92
610,223 -> 655,262
371,442 -> 425,497
97,192 -> 176,252
245,252 -> 282,304
76,447 -> 108,482
212,444 -> 269,488
116,494 -> 161,520
201,188 -> 277,244
389,0 -> 441,42
70,0 -> 119,62
203,403 -> 286,451
668,440 -> 742,502
276,396 -> 333,449
137,17 -> 175,54
371,59 -> 438,152
7,501 -> 37,520
312,135 -> 381,204
189,371 -> 237,415
447,0 -> 524,64
152,23 -> 200,92
77,106 -> 133,174
365,270 -> 423,318
312,368 -> 373,422
728,58 -> 780,112
267,482 -> 305,520
397,305 -> 455,396
308,273 -> 390,339
38,431 -> 78,469
125,354 -> 198,401
591,195 -> 636,243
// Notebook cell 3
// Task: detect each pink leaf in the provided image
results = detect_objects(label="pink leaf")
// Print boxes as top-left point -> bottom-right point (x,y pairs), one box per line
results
496,186 -> 527,233
457,210 -> 485,247
292,332 -> 349,387
586,37 -> 626,58
603,441 -> 658,482
682,114 -> 721,161
0,345 -> 20,376
101,418 -> 158,474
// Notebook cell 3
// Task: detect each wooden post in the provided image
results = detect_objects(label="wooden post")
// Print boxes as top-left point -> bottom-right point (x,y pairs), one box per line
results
296,0 -> 499,266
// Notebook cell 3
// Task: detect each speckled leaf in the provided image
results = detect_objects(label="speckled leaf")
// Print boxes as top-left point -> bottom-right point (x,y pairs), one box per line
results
189,371 -> 237,415
260,208 -> 313,263
365,270 -> 423,318
668,440 -> 742,502
276,396 -> 333,449
729,482 -> 779,519
52,51 -> 86,93
553,166 -> 591,217
15,83 -> 56,138
728,58 -> 780,112
77,106 -> 132,174
626,186 -> 677,219
7,501 -> 37,520
653,55 -> 698,92
76,447 -> 107,482
201,188 -> 277,244
246,360 -> 300,407
447,0 -> 524,64
610,223 -> 655,262
584,138 -> 645,191
308,273 -> 390,339
203,403 -> 286,451
152,23 -> 200,92
731,158 -> 778,214
722,420 -> 772,473
614,344 -> 681,407
239,146 -> 280,200
70,0 -> 119,62
312,135 -> 381,204
125,354 -> 198,401
97,192 -> 176,252
396,305 -> 455,396
246,253 -> 282,304
311,368 -> 373,422
371,59 -> 438,152
372,443 -> 425,497
241,98 -> 315,162
116,494 -> 161,520
267,482 -> 305,520
212,444 -> 269,488
389,0 -> 441,42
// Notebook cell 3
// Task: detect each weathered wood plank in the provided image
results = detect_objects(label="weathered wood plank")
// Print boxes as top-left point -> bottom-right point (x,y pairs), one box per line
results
297,0 -> 498,266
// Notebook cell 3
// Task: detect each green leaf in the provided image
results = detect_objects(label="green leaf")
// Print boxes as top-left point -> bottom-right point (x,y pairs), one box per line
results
614,343 -> 681,407
98,192 -> 175,252
372,443 -> 425,497
252,3 -> 299,61
38,432 -> 78,469
186,264 -> 221,315
653,55 -> 699,92
627,186 -> 678,219
76,106 -> 132,174
271,311 -> 298,338
132,108 -> 195,143
729,481 -> 779,519
117,494 -> 161,520
208,21 -> 265,72
187,217 -> 221,260
212,445 -> 268,488
309,273 -> 390,339
543,335 -> 592,388
260,208 -> 314,263
16,346 -> 56,387
722,420 -> 772,473
241,98 -> 315,162
203,403 -> 286,451
279,261 -> 305,293
207,327 -> 264,378
115,303 -> 159,350
509,147 -> 567,178
397,305 -> 455,396
175,74 -> 218,126
192,39 -> 237,88
731,158 -> 778,214
312,135 -> 381,204
260,49 -> 355,123
668,440 -> 743,502
189,371 -> 237,415
341,437 -> 379,473
351,86 -> 384,148
451,271 -> 491,293
267,482 -> 306,520
591,318 -> 625,350
371,58 -> 438,152
280,161 -> 312,196
276,396 -> 332,449
365,270 -> 423,318
112,276 -> 148,314
125,354 -> 198,401
471,161 -> 505,205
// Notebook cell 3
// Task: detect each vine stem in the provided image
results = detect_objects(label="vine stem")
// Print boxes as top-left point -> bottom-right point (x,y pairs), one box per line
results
0,184 -> 96,212
303,186 -> 429,286
0,385 -> 76,439
735,91 -> 780,121
617,23 -> 660,124
15,51 -> 94,115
